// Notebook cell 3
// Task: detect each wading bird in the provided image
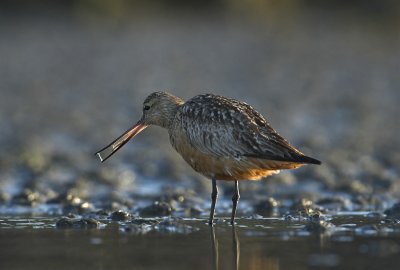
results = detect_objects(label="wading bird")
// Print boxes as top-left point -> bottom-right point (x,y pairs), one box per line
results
96,92 -> 321,225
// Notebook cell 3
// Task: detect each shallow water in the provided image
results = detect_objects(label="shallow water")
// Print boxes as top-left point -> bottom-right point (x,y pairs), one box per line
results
1,213 -> 400,270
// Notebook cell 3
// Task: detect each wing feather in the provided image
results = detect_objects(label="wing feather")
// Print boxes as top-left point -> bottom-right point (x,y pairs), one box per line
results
176,94 -> 312,164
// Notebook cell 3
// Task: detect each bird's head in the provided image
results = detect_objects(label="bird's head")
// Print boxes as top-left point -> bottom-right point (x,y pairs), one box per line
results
141,91 -> 184,127
95,91 -> 183,162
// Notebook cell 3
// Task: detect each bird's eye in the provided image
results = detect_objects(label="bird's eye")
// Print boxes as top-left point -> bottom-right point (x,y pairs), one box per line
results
144,105 -> 150,111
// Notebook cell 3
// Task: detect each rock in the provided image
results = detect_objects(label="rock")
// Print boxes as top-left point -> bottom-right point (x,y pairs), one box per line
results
56,217 -> 102,229
254,197 -> 279,217
122,219 -> 160,234
130,219 -> 160,226
110,210 -> 131,221
385,202 -> 400,218
72,218 -> 102,229
305,214 -> 333,233
56,217 -> 74,228
139,201 -> 173,217
290,198 -> 322,217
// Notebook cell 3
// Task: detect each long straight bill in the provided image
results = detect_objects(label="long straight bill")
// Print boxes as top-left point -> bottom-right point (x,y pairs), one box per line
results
95,121 -> 148,162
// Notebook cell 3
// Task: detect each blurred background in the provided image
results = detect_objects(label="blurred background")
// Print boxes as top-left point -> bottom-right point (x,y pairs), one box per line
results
1,0 -> 400,212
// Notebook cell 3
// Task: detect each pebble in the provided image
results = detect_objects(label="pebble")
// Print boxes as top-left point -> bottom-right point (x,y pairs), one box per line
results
56,217 -> 102,229
289,198 -> 322,217
110,210 -> 132,221
305,214 -> 333,233
384,202 -> 400,219
253,197 -> 279,217
139,201 -> 173,217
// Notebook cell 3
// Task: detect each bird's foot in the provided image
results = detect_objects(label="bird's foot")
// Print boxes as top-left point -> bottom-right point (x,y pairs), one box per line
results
230,218 -> 236,226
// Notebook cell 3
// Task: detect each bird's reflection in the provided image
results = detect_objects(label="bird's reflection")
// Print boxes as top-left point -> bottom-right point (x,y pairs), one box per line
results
210,226 -> 219,270
210,225 -> 240,270
232,225 -> 240,270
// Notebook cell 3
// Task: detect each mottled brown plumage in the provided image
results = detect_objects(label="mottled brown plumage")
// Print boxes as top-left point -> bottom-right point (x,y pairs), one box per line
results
96,91 -> 321,225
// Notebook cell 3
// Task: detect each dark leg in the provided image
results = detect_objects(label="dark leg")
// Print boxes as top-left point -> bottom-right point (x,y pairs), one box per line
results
230,181 -> 240,225
209,178 -> 218,226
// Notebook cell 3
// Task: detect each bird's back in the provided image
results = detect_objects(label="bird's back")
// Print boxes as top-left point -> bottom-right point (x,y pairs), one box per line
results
169,93 -> 320,180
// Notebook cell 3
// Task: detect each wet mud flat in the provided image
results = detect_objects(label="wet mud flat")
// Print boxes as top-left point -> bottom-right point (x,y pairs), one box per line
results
1,3 -> 400,270
2,162 -> 400,270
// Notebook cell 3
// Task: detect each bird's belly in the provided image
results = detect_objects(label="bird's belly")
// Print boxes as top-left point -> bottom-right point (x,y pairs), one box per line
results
185,152 -> 286,180
193,156 -> 282,180
170,133 -> 301,181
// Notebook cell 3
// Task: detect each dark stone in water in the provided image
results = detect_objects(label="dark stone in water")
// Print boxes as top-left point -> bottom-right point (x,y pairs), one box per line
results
130,219 -> 160,226
122,219 -> 160,234
290,198 -> 322,217
56,217 -> 74,228
110,210 -> 131,221
67,213 -> 78,218
305,215 -> 333,233
254,197 -> 279,217
290,198 -> 313,215
56,217 -> 101,229
139,201 -> 173,217
384,202 -> 400,218
72,218 -> 102,229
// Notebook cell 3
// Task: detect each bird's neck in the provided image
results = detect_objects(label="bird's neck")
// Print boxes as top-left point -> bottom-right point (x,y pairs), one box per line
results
157,99 -> 184,129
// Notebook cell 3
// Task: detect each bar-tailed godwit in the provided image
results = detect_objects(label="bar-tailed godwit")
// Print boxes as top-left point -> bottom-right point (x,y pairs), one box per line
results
96,92 -> 321,225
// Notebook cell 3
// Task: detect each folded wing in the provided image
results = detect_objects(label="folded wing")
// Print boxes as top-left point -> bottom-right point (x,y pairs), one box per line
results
179,94 -> 320,165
